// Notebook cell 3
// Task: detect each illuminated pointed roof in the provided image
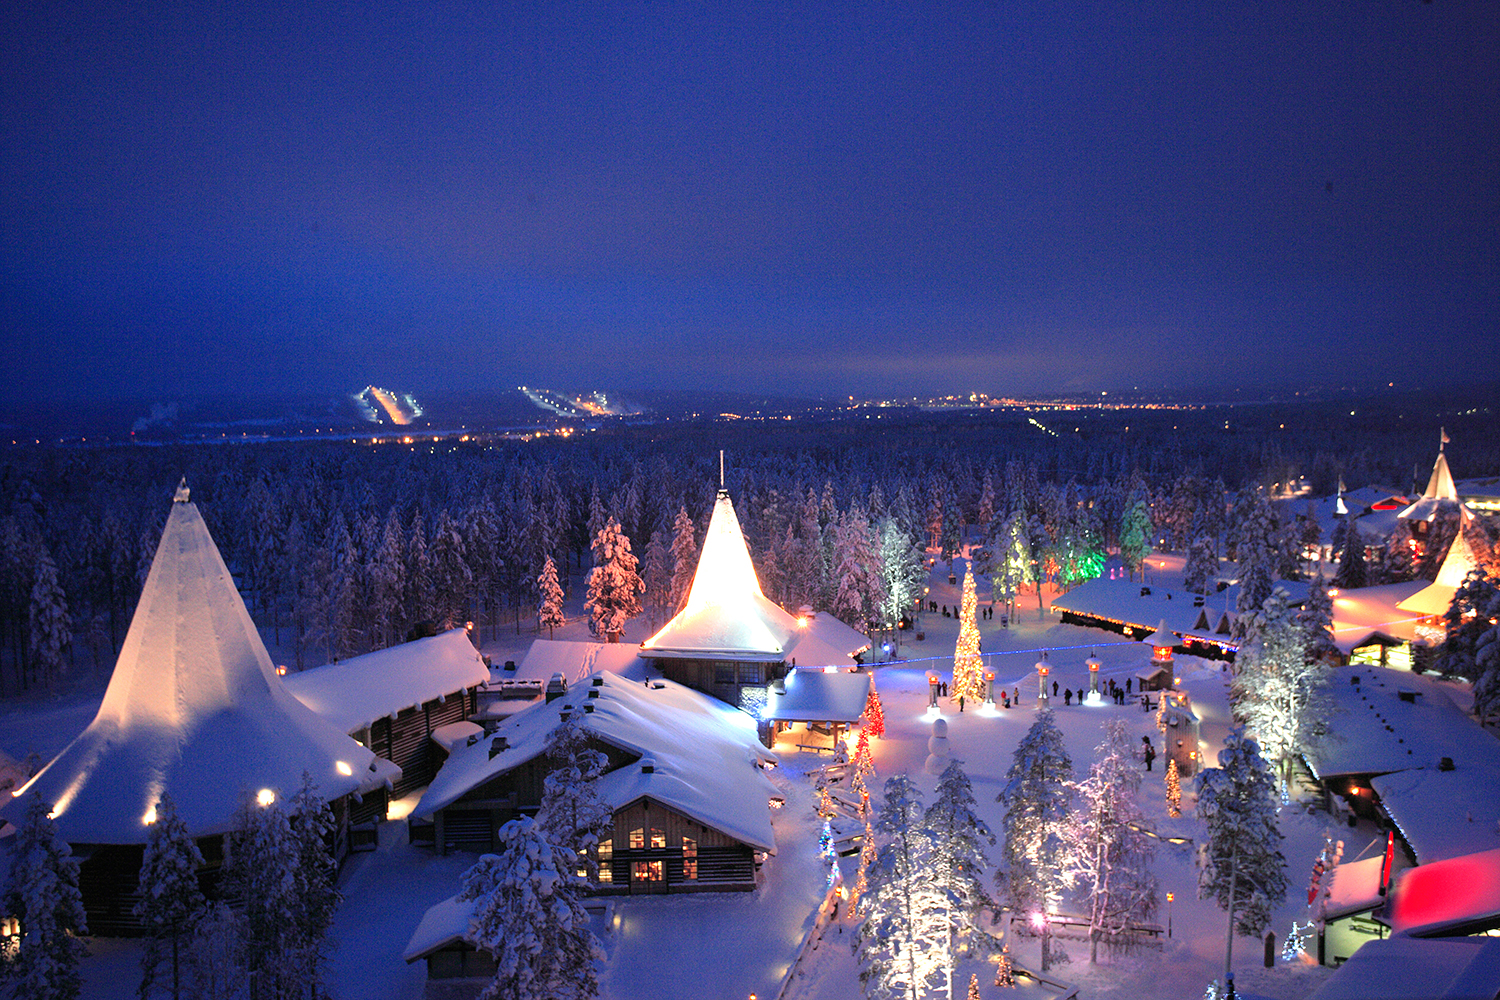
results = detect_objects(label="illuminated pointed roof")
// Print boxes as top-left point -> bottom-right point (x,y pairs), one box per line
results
3,483 -> 387,844
1397,529 -> 1480,618
642,490 -> 868,665
1400,448 -> 1462,523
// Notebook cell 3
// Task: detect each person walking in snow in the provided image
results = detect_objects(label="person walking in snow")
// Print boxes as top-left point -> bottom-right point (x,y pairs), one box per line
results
1142,735 -> 1156,771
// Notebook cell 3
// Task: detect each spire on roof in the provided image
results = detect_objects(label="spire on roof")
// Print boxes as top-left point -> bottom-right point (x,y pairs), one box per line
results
1422,448 -> 1458,502
174,477 -> 190,503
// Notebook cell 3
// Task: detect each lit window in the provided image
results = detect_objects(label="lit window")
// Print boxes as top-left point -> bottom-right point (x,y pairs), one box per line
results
683,837 -> 698,880
650,828 -> 666,849
598,839 -> 613,883
629,828 -> 644,849
632,861 -> 664,882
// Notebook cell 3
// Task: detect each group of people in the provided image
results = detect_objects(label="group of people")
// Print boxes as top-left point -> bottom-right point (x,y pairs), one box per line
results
931,602 -> 1007,626
1047,675 -> 1136,707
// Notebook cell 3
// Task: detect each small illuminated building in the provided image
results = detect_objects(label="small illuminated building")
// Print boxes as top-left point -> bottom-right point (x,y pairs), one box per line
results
0,482 -> 395,934
1157,692 -> 1201,776
412,672 -> 780,894
1136,621 -> 1177,691
760,668 -> 872,747
640,488 -> 869,714
1396,524 -> 1480,645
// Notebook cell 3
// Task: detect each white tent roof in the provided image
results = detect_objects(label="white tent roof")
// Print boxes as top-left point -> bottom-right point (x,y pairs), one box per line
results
284,628 -> 489,735
1399,449 -> 1463,524
641,490 -> 868,666
1397,530 -> 1480,618
1,486 -> 387,845
762,668 -> 872,722
414,671 -> 780,853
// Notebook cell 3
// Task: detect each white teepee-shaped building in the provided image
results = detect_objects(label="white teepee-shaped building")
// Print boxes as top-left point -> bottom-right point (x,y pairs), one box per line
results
641,489 -> 868,709
3,481 -> 390,846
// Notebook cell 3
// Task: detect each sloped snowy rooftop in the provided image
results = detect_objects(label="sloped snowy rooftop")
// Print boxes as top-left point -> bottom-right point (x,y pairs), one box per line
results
1371,765 -> 1500,865
1051,576 -> 1311,649
762,668 -> 871,722
284,628 -> 489,735
1327,581 -> 1426,653
1307,669 -> 1496,782
1396,531 -> 1478,619
0,489 -> 386,845
1388,846 -> 1500,936
1305,936 -> 1500,1000
402,892 -> 479,962
642,491 -> 868,666
505,638 -> 651,685
414,671 -> 780,852
1323,854 -> 1399,921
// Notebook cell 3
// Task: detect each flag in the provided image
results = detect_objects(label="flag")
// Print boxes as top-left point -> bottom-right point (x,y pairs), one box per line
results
1441,427 -> 1450,446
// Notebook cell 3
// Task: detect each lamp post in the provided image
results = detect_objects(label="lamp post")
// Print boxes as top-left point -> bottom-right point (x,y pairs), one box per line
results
1166,892 -> 1174,938
1035,653 -> 1050,708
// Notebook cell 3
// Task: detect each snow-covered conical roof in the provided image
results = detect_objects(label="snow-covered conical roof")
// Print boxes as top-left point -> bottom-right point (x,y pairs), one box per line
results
641,490 -> 867,665
1396,529 -> 1481,618
1399,449 -> 1462,523
2,486 -> 387,844
1143,620 -> 1176,648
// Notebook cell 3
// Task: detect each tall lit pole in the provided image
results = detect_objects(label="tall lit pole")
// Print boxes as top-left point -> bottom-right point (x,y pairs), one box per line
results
1166,892 -> 1174,939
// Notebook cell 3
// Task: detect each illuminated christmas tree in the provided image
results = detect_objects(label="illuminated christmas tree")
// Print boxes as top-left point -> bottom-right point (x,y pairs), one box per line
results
822,819 -> 842,891
994,945 -> 1014,988
852,729 -> 874,819
1166,757 -> 1182,818
952,567 -> 986,704
864,684 -> 887,738
968,973 -> 982,1000
817,781 -> 834,818
1282,920 -> 1310,963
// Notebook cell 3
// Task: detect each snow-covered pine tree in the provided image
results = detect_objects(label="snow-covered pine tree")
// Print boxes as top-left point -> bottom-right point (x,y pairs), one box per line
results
1438,571 -> 1500,723
1119,500 -> 1153,581
135,792 -> 206,1000
924,759 -> 996,952
460,816 -> 603,1000
287,774 -> 341,998
994,945 -> 1015,987
584,517 -> 643,642
1060,719 -> 1157,962
854,775 -> 950,1000
1331,512 -> 1366,590
1195,727 -> 1288,939
28,548 -> 72,694
222,793 -> 300,1000
537,555 -> 566,639
641,530 -> 671,627
668,505 -> 697,614
1183,535 -> 1218,595
405,511 -> 435,627
1298,572 -> 1339,665
184,902 -> 247,1000
1230,588 -> 1332,791
877,515 -> 925,630
535,711 -> 614,886
995,710 -> 1073,914
951,567 -> 985,705
967,972 -> 982,1000
832,504 -> 885,628
2,793 -> 88,1000
369,508 -> 407,649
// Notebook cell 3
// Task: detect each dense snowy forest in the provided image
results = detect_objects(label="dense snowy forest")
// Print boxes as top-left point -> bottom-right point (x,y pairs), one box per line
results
0,400 -> 1495,697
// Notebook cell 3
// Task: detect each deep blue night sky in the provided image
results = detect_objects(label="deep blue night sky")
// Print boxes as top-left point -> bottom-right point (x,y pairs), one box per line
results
3,2 -> 1496,402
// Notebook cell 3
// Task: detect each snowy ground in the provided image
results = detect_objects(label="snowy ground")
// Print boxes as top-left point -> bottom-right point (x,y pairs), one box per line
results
2,553 -> 1433,999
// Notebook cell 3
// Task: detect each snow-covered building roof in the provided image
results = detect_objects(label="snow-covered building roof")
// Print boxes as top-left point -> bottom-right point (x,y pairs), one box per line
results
0,484 -> 388,845
1371,765 -> 1500,866
761,668 -> 871,722
413,671 -> 780,853
1388,846 -> 1500,937
1323,854 -> 1401,922
1305,936 -> 1500,1000
402,892 -> 481,963
505,638 -> 651,685
1050,576 -> 1311,652
1396,531 -> 1480,619
1398,448 -> 1461,525
1327,581 -> 1427,654
641,490 -> 869,666
283,628 -> 489,735
1306,669 -> 1496,783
